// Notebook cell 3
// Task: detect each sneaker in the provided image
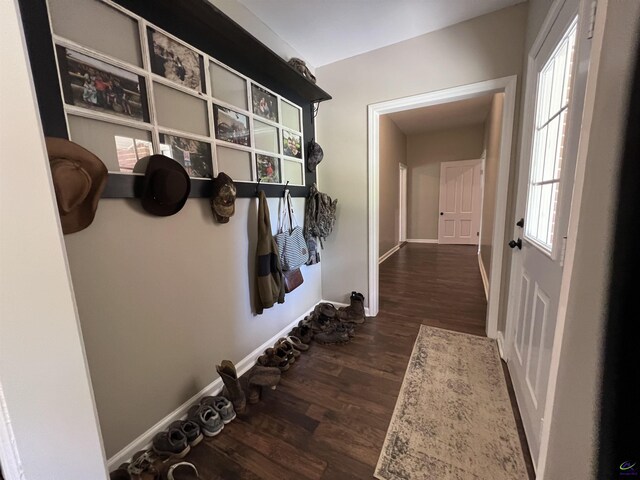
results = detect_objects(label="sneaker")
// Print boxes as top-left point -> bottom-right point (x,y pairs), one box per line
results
276,338 -> 300,361
315,302 -> 338,319
290,324 -> 313,344
257,348 -> 290,372
168,419 -> 203,447
152,427 -> 190,458
127,450 -> 159,477
201,396 -> 236,424
187,404 -> 224,437
314,325 -> 350,345
308,313 -> 332,333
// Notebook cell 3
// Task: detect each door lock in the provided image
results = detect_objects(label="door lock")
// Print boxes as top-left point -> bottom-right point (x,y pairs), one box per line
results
440,212 -> 444,216
516,218 -> 524,228
508,238 -> 522,250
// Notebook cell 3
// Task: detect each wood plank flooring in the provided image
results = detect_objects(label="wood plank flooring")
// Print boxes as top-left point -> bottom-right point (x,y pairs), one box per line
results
186,243 -> 534,479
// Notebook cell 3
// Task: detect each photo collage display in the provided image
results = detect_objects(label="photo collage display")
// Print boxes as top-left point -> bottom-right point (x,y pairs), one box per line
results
53,2 -> 305,185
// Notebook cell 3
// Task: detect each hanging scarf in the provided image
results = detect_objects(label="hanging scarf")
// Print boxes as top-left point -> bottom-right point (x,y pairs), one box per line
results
256,191 -> 285,313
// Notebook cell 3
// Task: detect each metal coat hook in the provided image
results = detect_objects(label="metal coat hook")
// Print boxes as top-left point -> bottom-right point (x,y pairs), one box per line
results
255,177 -> 262,196
283,180 -> 290,193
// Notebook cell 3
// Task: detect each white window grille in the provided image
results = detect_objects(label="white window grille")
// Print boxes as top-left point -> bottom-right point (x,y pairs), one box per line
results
525,19 -> 578,253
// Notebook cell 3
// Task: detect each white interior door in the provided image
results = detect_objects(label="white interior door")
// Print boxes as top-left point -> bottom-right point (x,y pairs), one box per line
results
438,159 -> 482,244
505,0 -> 591,466
399,164 -> 407,243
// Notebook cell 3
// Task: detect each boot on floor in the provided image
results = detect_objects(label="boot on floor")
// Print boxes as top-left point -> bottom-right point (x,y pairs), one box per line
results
245,365 -> 281,404
337,291 -> 366,324
216,360 -> 247,414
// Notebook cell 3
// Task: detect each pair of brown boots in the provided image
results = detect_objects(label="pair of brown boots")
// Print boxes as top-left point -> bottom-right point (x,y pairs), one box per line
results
216,360 -> 280,414
305,293 -> 366,345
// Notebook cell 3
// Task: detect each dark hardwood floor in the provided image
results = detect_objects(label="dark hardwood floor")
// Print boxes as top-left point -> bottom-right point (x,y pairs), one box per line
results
185,243 -> 535,479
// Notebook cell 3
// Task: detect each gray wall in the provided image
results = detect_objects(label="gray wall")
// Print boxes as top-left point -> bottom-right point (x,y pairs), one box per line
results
406,125 -> 485,240
65,194 -> 321,457
378,115 -> 406,256
479,93 -> 504,283
316,4 -> 527,304
46,0 -> 323,458
544,1 -> 640,477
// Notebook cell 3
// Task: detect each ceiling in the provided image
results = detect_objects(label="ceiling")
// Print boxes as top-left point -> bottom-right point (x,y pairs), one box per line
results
386,94 -> 494,135
237,0 -> 526,67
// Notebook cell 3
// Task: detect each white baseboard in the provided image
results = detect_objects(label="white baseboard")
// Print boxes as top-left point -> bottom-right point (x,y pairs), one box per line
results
378,245 -> 400,264
496,331 -> 506,360
106,302 -> 318,470
324,300 -> 371,317
478,254 -> 490,301
406,238 -> 438,244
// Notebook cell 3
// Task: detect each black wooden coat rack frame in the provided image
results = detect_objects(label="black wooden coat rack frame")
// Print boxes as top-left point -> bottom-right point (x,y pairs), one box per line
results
19,0 -> 332,199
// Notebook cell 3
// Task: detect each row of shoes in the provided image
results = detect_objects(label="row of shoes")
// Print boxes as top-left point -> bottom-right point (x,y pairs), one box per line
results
110,292 -> 367,479
217,292 -> 367,411
153,394 -> 236,459
110,450 -> 200,480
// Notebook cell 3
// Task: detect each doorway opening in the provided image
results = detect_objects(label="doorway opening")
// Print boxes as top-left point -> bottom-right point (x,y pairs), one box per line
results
368,76 -> 518,340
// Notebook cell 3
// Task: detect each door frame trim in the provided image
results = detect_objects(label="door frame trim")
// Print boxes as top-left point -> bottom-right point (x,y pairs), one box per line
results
399,163 -> 407,244
367,75 -> 517,339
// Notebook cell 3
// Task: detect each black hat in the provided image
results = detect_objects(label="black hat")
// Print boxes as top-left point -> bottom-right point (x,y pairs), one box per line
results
307,140 -> 323,172
141,155 -> 190,216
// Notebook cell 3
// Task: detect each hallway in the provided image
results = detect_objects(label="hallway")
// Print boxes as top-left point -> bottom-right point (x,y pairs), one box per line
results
186,244 -> 533,479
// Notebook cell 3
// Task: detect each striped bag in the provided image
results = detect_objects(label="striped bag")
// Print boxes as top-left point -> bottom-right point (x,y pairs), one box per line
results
275,191 -> 309,271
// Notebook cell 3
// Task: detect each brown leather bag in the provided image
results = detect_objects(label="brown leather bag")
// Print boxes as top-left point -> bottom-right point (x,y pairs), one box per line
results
284,268 -> 304,293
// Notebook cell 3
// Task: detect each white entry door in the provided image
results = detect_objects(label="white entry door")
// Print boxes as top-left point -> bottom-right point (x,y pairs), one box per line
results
438,159 -> 482,244
505,0 -> 591,465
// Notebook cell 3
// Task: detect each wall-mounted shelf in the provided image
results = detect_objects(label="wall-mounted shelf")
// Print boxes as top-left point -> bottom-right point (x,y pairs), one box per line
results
19,0 -> 331,199
111,0 -> 332,106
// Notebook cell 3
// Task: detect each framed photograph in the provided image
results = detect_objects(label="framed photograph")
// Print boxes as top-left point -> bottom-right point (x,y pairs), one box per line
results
251,84 -> 278,122
147,28 -> 205,93
282,130 -> 302,159
56,46 -> 149,122
256,154 -> 280,183
159,134 -> 213,178
115,136 -> 153,172
213,105 -> 251,146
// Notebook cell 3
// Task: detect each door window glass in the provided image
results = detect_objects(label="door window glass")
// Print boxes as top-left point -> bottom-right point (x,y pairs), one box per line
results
525,19 -> 577,252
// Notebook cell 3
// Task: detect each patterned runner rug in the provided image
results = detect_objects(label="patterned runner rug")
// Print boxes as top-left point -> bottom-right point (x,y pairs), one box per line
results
375,325 -> 528,480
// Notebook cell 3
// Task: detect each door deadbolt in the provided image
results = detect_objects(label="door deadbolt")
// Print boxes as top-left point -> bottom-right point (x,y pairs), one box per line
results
508,238 -> 523,250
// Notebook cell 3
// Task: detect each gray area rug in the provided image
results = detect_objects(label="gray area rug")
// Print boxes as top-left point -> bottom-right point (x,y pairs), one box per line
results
375,326 -> 528,480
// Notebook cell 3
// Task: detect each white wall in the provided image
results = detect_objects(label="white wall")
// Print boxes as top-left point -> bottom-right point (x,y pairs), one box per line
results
0,1 -> 108,478
316,4 -> 527,304
208,0 -> 316,72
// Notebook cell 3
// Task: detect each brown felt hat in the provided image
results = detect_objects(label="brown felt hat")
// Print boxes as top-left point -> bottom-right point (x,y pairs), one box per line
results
210,172 -> 236,223
142,155 -> 191,216
46,137 -> 108,235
